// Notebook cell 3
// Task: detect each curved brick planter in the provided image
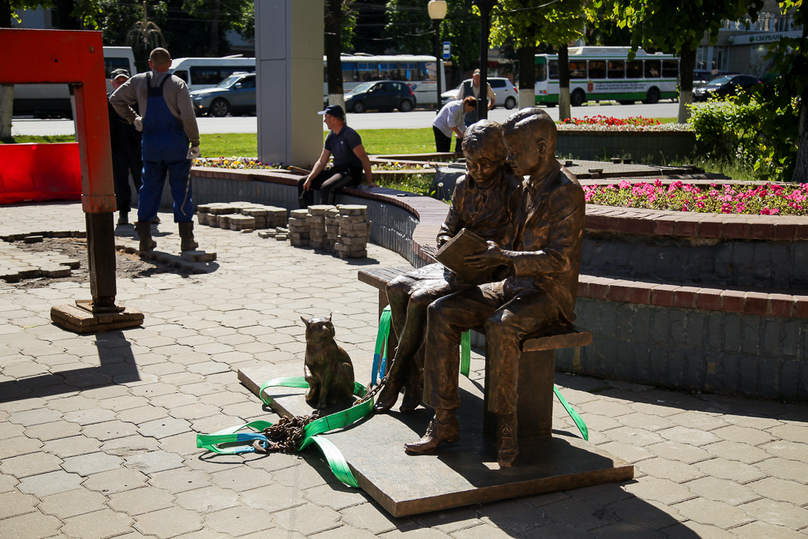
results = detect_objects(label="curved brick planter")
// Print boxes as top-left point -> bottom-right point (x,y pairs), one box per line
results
184,168 -> 807,401
571,203 -> 808,401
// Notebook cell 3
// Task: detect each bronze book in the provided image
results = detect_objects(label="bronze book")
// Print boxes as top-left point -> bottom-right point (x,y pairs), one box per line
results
435,228 -> 502,285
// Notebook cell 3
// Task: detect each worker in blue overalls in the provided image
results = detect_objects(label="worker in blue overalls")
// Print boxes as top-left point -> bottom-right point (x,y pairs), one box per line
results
111,47 -> 201,253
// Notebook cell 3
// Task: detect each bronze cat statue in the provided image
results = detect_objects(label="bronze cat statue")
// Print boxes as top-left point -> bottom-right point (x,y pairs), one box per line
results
301,314 -> 355,409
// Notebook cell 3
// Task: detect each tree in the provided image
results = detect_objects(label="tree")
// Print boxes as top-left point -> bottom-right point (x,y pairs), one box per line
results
764,1 -> 806,182
325,0 -> 351,108
490,0 -> 586,118
594,0 -> 764,123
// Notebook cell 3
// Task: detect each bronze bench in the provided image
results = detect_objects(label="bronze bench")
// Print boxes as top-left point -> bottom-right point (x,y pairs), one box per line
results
358,267 -> 593,442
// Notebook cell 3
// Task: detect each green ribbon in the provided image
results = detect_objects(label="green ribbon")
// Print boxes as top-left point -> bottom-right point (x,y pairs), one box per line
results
196,377 -> 371,487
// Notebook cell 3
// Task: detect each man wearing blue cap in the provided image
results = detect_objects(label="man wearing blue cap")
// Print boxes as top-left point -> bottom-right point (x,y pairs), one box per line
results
297,105 -> 376,208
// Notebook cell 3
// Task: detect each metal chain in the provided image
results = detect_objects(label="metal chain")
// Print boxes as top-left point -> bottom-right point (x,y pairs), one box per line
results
353,375 -> 387,407
252,412 -> 321,453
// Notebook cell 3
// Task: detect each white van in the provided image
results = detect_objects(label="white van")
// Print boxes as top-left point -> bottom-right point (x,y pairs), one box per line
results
169,56 -> 255,92
13,46 -> 137,119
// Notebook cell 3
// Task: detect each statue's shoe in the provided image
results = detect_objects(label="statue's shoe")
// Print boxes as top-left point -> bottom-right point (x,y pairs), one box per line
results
399,370 -> 423,414
373,382 -> 402,413
497,414 -> 518,468
404,412 -> 459,454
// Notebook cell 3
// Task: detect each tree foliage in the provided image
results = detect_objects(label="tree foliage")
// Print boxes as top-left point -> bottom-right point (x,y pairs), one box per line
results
593,0 -> 764,122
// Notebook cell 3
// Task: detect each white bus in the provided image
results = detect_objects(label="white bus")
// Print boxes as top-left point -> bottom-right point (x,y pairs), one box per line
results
13,46 -> 137,118
534,46 -> 679,107
324,54 -> 445,106
169,56 -> 255,92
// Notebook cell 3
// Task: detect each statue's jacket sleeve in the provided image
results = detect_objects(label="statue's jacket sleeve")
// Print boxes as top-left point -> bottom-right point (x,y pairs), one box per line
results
437,172 -> 522,250
507,166 -> 585,321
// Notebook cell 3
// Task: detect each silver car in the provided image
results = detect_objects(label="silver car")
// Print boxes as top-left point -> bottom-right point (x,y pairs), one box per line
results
441,76 -> 519,109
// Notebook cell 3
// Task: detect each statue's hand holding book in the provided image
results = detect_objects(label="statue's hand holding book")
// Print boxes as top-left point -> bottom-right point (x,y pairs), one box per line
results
435,228 -> 507,285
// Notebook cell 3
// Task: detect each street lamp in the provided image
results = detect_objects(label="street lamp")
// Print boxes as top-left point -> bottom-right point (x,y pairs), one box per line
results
428,0 -> 447,110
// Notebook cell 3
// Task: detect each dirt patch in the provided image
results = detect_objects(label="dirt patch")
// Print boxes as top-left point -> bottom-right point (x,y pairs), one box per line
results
8,237 -> 195,289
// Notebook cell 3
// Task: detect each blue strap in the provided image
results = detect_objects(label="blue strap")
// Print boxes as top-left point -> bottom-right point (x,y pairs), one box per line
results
371,306 -> 391,386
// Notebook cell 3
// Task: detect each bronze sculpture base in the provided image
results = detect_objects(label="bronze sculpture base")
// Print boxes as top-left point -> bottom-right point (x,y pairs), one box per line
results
239,364 -> 634,517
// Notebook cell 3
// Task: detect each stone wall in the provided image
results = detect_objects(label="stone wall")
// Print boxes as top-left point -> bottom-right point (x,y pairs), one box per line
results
556,130 -> 697,163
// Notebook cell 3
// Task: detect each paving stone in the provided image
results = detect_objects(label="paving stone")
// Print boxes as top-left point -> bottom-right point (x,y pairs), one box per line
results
694,458 -> 766,484
477,499 -> 552,532
673,498 -> 754,528
82,467 -> 148,494
147,468 -> 212,494
124,450 -> 184,474
702,440 -> 770,464
0,435 -> 43,460
0,451 -> 63,478
24,419 -> 82,441
767,423 -> 808,444
38,488 -> 108,519
636,457 -> 705,483
108,486 -> 175,515
175,485 -> 241,512
63,408 -> 117,425
137,416 -> 191,438
210,465 -> 274,492
60,507 -> 134,539
644,442 -> 712,465
134,506 -> 205,538
747,477 -> 808,506
452,523 -> 530,539
61,451 -> 122,476
656,426 -> 721,446
0,510 -> 63,539
304,483 -> 369,511
622,476 -> 695,506
755,457 -> 808,482
684,477 -> 758,505
730,520 -> 807,539
738,498 -> 808,530
270,502 -> 343,535
42,435 -> 101,458
203,505 -> 277,535
711,425 -> 775,446
81,419 -> 139,441
7,408 -> 63,426
656,521 -> 734,539
0,490 -> 38,519
239,484 -> 307,513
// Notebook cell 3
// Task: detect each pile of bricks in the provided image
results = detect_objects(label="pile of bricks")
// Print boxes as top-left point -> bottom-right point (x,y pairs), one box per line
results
197,202 -> 287,231
287,209 -> 310,247
307,205 -> 335,250
334,205 -> 371,259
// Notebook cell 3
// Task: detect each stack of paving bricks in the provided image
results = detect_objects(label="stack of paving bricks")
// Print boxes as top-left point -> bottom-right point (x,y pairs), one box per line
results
197,202 -> 287,231
325,207 -> 340,252
287,209 -> 310,247
306,205 -> 336,250
335,205 -> 371,259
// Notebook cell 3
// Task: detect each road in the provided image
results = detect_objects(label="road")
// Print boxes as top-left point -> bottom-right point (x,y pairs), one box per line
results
11,101 -> 681,136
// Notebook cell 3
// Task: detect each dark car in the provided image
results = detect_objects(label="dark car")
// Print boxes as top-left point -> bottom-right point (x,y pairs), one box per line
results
190,72 -> 256,117
344,81 -> 416,113
693,74 -> 760,102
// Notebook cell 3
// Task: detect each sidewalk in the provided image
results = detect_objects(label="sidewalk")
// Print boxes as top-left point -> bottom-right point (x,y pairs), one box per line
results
1,201 -> 806,539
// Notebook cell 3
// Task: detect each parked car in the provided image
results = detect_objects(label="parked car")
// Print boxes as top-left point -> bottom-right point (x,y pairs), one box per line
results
190,72 -> 256,117
440,77 -> 519,109
344,81 -> 416,113
693,74 -> 761,101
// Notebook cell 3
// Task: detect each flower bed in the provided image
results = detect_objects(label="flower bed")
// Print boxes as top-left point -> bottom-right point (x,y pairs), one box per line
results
584,180 -> 808,216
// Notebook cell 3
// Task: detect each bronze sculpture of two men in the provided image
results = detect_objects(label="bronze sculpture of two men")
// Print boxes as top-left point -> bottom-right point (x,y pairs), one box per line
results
375,107 -> 586,469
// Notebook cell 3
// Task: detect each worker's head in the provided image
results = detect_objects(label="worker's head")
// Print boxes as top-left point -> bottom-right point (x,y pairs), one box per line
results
472,69 -> 481,87
111,68 -> 129,90
462,96 -> 477,113
148,48 -> 172,72
502,107 -> 557,178
461,119 -> 507,189
319,104 -> 346,131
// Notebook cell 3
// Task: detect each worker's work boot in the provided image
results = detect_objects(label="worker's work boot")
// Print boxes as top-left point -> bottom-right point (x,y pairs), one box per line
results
135,222 -> 156,252
178,221 -> 199,252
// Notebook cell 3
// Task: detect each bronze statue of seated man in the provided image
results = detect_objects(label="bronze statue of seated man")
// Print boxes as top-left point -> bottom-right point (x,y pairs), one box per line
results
374,120 -> 522,414
404,108 -> 586,468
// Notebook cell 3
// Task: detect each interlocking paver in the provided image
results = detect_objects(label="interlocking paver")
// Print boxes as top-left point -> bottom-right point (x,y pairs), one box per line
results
0,451 -> 63,478
2,203 -> 807,539
38,488 -> 108,519
134,506 -> 204,538
0,490 -> 38,519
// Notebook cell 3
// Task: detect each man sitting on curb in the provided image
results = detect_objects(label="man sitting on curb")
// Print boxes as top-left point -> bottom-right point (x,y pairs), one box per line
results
298,105 -> 377,209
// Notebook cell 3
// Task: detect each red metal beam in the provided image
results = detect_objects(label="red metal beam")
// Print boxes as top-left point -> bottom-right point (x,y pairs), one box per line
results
0,28 -> 115,213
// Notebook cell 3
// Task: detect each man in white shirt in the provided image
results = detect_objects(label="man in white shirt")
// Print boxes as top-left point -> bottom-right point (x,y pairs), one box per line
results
432,96 -> 477,153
